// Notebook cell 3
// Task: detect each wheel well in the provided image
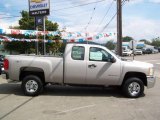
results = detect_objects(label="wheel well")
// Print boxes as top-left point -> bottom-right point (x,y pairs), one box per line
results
19,67 -> 45,83
123,72 -> 147,86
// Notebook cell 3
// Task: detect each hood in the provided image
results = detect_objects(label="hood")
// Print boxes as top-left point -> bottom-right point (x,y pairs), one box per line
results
122,59 -> 153,69
132,60 -> 153,68
122,60 -> 153,75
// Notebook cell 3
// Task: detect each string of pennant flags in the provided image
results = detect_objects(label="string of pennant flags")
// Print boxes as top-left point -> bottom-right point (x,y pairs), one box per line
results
0,28 -> 116,43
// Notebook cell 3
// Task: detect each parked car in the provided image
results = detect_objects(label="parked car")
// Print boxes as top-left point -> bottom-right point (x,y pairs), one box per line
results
122,49 -> 132,56
133,49 -> 143,55
151,48 -> 159,54
142,48 -> 152,54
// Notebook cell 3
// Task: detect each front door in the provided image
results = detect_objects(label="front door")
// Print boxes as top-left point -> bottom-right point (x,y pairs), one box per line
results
87,47 -> 121,86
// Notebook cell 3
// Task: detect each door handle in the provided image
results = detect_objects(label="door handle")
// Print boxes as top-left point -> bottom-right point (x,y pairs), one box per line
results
88,64 -> 97,68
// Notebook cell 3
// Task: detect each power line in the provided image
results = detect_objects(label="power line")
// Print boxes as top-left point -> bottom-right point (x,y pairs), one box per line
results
0,0 -> 98,12
83,0 -> 98,31
98,0 -> 126,33
52,0 -> 99,6
51,0 -> 72,4
0,13 -> 7,15
0,1 -> 106,19
52,0 -> 106,11
51,0 -> 98,4
94,0 -> 115,32
0,14 -> 19,17
53,11 -> 90,17
53,8 -> 93,16
0,16 -> 21,19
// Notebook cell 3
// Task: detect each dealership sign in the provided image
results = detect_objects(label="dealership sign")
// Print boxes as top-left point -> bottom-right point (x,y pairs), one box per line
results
35,16 -> 44,26
29,0 -> 50,16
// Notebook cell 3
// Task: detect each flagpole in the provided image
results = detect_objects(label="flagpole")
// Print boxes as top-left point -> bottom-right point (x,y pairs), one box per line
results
43,16 -> 46,55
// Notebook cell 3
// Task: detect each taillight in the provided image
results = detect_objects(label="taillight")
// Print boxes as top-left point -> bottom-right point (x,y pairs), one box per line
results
4,59 -> 9,70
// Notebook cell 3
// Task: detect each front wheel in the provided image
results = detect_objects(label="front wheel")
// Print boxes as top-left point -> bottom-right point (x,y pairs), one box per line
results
22,75 -> 43,96
122,77 -> 144,98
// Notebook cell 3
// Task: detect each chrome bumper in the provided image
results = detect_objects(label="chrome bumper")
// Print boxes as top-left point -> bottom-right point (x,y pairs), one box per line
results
147,76 -> 156,88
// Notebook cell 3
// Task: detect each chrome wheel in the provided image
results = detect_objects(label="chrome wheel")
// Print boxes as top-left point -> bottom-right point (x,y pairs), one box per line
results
22,75 -> 43,96
128,82 -> 140,96
25,80 -> 38,93
123,77 -> 144,98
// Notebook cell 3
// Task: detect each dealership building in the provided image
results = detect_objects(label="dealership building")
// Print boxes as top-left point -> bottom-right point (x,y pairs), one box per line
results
122,41 -> 145,49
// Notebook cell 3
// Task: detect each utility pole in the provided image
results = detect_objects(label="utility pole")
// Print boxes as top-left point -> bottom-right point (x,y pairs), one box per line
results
117,0 -> 122,56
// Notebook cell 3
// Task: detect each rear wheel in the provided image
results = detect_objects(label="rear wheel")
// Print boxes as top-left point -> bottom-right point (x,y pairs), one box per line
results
22,75 -> 43,96
122,77 -> 144,98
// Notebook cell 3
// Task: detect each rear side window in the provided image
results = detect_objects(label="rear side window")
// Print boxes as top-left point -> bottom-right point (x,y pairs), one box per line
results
71,46 -> 85,60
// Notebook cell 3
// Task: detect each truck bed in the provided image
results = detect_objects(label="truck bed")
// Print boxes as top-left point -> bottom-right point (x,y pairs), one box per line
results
6,55 -> 64,83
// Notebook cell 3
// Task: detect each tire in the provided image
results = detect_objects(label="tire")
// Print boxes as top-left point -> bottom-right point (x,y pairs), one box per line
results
21,75 -> 43,96
122,77 -> 144,98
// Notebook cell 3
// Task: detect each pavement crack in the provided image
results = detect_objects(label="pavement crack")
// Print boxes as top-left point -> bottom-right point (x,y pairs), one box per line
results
0,94 -> 12,101
0,97 -> 33,120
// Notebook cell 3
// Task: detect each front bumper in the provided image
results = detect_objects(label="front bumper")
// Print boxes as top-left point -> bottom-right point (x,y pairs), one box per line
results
122,53 -> 129,56
147,76 -> 156,88
135,52 -> 142,55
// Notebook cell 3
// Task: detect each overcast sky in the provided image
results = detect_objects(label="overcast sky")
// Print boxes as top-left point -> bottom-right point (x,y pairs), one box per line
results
0,0 -> 160,40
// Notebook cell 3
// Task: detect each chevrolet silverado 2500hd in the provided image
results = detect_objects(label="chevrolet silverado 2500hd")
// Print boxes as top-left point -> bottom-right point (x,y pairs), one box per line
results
2,43 -> 156,98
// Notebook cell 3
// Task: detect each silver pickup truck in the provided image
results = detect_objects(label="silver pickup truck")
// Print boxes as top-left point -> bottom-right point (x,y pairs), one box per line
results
2,43 -> 156,98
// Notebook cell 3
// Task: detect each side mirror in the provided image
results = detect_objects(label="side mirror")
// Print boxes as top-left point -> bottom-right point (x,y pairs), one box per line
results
110,56 -> 116,63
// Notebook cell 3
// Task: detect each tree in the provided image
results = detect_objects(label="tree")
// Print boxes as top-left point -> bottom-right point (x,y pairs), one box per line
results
122,36 -> 133,42
45,20 -> 59,31
19,11 -> 35,30
18,11 -> 59,31
150,38 -> 160,47
4,10 -> 61,54
4,41 -> 35,54
105,41 -> 116,50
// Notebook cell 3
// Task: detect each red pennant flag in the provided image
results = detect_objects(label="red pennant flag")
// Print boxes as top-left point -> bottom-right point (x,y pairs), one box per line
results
11,30 -> 21,35
87,37 -> 92,40
104,33 -> 109,37
70,39 -> 75,42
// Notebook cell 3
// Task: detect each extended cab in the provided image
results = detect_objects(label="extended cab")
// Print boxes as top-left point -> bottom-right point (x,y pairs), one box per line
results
2,43 -> 156,98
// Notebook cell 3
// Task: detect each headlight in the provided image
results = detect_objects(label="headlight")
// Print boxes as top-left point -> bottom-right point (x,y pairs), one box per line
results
148,68 -> 154,76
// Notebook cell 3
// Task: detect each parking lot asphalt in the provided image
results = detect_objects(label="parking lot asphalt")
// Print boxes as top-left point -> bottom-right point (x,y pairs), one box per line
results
0,53 -> 160,120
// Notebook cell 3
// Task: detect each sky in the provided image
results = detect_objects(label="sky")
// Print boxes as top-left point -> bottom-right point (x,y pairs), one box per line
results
0,0 -> 160,40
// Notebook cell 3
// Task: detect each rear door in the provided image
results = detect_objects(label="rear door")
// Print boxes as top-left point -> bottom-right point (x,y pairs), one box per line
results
64,45 -> 87,84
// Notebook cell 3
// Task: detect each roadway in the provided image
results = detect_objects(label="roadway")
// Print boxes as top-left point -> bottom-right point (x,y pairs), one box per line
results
0,53 -> 160,120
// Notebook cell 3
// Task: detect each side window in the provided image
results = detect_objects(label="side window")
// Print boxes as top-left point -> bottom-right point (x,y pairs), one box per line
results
71,46 -> 85,60
89,47 -> 111,62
